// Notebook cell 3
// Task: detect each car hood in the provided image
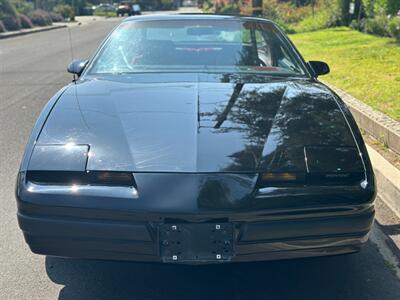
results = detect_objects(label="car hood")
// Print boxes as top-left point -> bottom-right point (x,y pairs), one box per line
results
36,73 -> 358,173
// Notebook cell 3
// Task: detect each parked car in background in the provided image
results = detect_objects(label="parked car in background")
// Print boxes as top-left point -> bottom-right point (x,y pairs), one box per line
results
81,5 -> 95,15
95,3 -> 116,15
16,15 -> 376,265
117,2 -> 132,16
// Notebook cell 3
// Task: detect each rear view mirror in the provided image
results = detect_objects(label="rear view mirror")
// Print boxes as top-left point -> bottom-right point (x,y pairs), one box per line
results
308,61 -> 330,77
67,59 -> 88,76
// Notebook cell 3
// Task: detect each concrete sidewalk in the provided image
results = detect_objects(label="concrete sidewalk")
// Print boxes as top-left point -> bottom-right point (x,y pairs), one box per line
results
367,144 -> 400,261
0,24 -> 67,39
0,16 -> 110,40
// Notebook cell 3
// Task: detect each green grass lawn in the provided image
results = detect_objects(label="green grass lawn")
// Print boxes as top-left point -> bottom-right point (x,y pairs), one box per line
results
94,11 -> 117,17
289,27 -> 400,121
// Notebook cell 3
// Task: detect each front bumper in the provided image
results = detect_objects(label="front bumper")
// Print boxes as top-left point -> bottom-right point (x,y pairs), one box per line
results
17,201 -> 374,264
16,170 -> 376,264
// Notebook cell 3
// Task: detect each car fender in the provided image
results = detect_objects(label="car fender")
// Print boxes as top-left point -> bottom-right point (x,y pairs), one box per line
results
18,85 -> 71,172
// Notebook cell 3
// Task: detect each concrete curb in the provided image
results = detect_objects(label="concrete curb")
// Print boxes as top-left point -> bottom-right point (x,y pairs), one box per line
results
367,145 -> 400,218
0,25 -> 67,40
326,83 -> 400,155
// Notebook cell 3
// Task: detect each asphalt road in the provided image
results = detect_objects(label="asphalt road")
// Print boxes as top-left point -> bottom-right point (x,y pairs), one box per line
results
1,17 -> 400,300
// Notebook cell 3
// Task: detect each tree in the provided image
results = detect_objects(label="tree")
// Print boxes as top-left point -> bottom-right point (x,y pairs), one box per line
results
0,0 -> 18,17
362,0 -> 400,16
387,0 -> 400,15
338,0 -> 351,25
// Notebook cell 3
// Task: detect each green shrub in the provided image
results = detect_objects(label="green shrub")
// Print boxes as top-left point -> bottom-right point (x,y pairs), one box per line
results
10,0 -> 33,15
262,0 -> 312,25
292,7 -> 340,32
364,14 -> 390,36
276,2 -> 313,24
276,20 -> 296,34
350,14 -> 399,41
1,15 -> 20,30
362,0 -> 375,18
262,0 -> 280,21
388,16 -> 400,41
0,0 -> 17,17
373,0 -> 388,15
54,4 -> 74,21
262,0 -> 341,33
0,20 -> 6,32
219,4 -> 240,15
200,0 -> 214,13
387,0 -> 400,15
160,0 -> 176,10
350,19 -> 360,30
18,13 -> 32,28
28,9 -> 52,26
49,12 -> 63,22
362,0 -> 400,16
350,18 -> 366,31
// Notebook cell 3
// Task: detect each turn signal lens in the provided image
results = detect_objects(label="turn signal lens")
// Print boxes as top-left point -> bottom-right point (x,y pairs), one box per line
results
95,172 -> 133,185
262,172 -> 297,182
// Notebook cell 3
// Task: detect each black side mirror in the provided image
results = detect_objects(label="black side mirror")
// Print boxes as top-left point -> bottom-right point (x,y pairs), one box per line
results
308,61 -> 330,77
67,59 -> 89,76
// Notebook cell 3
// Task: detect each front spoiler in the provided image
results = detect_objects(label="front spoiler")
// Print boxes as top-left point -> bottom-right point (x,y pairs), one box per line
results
17,204 -> 374,264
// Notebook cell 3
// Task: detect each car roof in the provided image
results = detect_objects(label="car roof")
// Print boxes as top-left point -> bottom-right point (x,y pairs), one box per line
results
123,13 -> 274,23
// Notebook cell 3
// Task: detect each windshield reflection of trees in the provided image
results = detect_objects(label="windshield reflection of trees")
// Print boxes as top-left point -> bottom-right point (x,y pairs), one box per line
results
207,81 -> 354,172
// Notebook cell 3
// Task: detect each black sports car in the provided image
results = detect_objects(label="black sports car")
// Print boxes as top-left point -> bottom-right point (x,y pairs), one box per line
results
16,14 -> 376,264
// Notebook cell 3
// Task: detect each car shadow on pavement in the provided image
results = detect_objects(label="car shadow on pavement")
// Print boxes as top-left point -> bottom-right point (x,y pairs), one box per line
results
45,242 -> 400,300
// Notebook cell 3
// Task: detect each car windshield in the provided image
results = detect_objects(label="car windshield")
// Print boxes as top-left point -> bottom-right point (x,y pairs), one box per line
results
88,19 -> 307,75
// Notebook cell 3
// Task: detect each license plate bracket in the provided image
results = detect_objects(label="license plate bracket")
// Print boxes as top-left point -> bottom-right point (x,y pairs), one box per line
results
159,223 -> 234,263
